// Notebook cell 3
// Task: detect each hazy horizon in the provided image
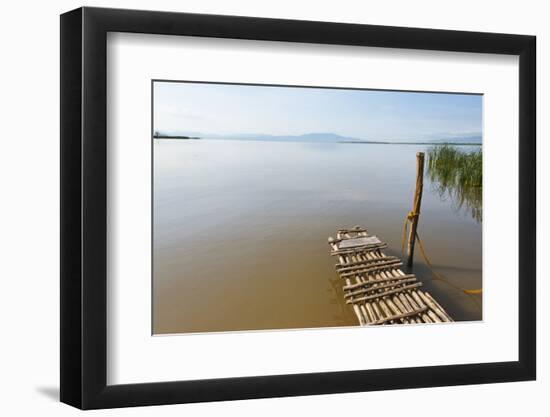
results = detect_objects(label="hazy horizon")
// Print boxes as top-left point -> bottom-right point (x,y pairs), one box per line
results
153,81 -> 482,143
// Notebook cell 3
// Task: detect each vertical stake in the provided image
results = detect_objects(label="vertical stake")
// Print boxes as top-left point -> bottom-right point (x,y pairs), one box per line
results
407,152 -> 425,267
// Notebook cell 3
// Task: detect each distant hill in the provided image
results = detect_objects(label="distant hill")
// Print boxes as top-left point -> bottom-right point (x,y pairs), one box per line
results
429,134 -> 482,144
209,132 -> 363,143
156,131 -> 482,144
162,131 -> 364,143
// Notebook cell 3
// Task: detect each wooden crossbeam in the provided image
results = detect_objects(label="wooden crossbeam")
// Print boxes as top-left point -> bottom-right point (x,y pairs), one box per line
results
372,306 -> 428,325
338,260 -> 403,278
342,274 -> 416,291
346,283 -> 423,304
344,277 -> 418,298
330,243 -> 388,256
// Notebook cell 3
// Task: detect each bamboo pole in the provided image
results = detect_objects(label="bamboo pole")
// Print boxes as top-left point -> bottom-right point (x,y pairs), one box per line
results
407,152 -> 425,267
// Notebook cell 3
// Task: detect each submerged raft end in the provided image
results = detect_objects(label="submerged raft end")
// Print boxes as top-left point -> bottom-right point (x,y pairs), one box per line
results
328,226 -> 453,326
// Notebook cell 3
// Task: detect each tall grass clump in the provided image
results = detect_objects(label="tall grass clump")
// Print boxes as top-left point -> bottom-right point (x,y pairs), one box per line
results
427,145 -> 482,222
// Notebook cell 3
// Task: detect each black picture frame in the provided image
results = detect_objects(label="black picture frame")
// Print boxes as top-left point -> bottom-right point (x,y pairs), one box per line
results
60,6 -> 536,410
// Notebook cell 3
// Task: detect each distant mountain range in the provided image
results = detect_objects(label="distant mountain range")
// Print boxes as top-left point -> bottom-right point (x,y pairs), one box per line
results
429,134 -> 482,144
155,131 -> 482,145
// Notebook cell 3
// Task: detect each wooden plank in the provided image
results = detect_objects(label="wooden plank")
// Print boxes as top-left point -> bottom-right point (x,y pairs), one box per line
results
336,226 -> 367,234
338,236 -> 382,249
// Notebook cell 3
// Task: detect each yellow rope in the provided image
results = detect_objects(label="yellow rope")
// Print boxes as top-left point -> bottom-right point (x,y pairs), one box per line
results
401,212 -> 482,309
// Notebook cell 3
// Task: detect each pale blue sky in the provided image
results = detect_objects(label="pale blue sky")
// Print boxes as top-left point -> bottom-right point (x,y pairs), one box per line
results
153,81 -> 482,142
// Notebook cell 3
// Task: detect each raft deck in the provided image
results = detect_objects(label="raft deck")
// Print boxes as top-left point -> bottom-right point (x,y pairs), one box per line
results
328,226 -> 453,325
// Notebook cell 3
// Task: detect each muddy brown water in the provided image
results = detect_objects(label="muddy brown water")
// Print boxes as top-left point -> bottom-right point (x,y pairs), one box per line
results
153,139 -> 482,334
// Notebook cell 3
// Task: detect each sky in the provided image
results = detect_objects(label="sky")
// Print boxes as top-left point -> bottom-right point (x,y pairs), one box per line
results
153,81 -> 482,142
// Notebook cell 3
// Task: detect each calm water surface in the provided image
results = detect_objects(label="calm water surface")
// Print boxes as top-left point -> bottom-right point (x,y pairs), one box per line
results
153,139 -> 482,334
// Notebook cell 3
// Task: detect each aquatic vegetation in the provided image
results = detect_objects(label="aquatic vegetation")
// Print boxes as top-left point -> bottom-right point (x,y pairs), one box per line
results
426,145 -> 482,222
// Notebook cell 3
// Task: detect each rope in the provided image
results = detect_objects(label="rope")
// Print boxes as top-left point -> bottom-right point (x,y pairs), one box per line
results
401,212 -> 482,310
401,211 -> 418,256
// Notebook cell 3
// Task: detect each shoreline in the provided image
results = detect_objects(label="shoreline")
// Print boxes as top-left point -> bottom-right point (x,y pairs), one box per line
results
154,137 -> 482,146
154,136 -> 200,140
340,141 -> 482,146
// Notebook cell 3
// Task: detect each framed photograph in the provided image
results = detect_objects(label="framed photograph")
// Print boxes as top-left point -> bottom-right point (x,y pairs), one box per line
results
60,7 -> 536,409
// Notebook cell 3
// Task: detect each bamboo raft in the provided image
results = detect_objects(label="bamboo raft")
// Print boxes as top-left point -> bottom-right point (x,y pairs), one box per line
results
328,226 -> 453,326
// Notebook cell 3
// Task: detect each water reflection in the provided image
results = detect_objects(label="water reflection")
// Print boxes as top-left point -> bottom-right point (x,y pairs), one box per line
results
426,145 -> 482,223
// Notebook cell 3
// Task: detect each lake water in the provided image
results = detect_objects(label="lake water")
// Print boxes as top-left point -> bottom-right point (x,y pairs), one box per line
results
153,139 -> 482,334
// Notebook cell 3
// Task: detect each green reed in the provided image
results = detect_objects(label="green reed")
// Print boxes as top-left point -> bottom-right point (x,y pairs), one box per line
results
426,145 -> 482,222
